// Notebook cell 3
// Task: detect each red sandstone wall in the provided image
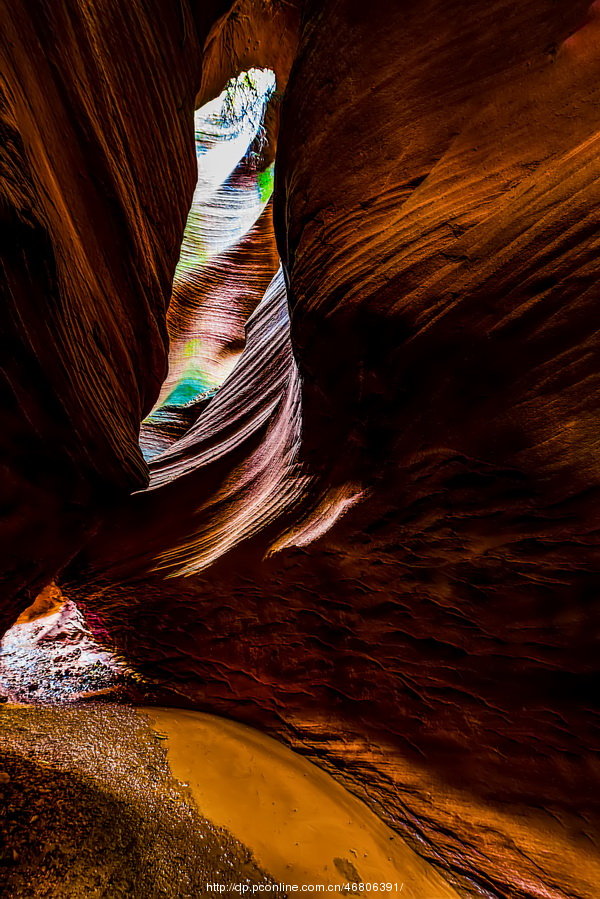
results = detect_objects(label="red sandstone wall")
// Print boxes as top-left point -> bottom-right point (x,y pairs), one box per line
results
1,2 -> 599,896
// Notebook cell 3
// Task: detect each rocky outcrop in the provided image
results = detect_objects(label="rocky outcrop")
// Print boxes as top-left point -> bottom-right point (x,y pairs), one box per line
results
2,1 -> 600,897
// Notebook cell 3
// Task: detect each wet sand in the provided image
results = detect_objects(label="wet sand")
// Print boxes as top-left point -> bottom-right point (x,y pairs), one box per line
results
0,702 -> 461,898
147,708 -> 460,898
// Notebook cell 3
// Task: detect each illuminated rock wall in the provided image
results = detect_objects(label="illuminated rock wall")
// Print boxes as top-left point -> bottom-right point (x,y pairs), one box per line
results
1,1 -> 599,896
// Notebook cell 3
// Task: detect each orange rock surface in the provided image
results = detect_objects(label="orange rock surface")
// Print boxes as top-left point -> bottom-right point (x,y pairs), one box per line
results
1,2 -> 599,896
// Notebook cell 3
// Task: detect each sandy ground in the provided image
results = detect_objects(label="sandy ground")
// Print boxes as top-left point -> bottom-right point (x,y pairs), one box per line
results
0,602 -> 275,896
0,603 -> 458,898
0,703 -> 275,898
148,708 -> 460,899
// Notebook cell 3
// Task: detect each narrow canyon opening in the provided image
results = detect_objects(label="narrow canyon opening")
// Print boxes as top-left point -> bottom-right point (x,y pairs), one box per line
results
141,67 -> 278,462
1,2 -> 599,898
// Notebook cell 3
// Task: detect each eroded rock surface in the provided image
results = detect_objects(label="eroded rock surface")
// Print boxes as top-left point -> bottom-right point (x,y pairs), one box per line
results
1,2 -> 599,897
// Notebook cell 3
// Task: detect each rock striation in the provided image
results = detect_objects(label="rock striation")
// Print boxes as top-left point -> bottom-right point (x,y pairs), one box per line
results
1,1 -> 599,896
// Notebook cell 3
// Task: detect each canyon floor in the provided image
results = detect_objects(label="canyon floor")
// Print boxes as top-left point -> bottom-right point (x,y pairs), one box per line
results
0,609 -> 456,898
0,702 -> 274,898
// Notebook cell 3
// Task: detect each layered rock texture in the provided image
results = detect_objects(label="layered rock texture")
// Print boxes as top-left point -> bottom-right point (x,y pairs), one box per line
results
1,1 -> 600,896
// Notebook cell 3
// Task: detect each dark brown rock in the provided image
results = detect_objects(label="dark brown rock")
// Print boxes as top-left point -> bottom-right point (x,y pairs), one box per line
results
1,1 -> 599,896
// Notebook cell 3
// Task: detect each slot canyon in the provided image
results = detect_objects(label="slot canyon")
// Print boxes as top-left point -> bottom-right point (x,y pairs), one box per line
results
0,1 -> 599,896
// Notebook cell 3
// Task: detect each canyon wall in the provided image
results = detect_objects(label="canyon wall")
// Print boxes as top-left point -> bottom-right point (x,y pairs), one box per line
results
0,0 -> 211,629
2,1 -> 599,896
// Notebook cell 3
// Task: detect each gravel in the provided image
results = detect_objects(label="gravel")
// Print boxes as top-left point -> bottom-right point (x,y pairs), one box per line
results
0,702 -> 277,897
